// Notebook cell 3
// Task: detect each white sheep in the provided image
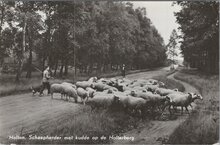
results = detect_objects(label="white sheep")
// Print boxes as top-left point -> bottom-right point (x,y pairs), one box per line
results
119,95 -> 147,116
88,77 -> 98,83
165,92 -> 194,114
63,85 -> 78,103
132,91 -> 171,112
86,87 -> 96,98
50,83 -> 64,99
61,82 -> 77,89
77,87 -> 89,105
92,82 -> 107,91
86,93 -> 120,111
155,88 -> 178,96
76,81 -> 92,89
143,84 -> 159,93
97,78 -> 109,84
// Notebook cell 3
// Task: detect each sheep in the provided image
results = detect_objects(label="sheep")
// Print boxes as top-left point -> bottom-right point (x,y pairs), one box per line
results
108,81 -> 124,92
164,92 -> 194,114
103,85 -> 118,92
144,84 -> 159,93
92,82 -> 108,91
131,91 -> 171,112
88,77 -> 98,83
86,93 -> 120,111
187,93 -> 203,109
103,87 -> 118,94
97,78 -> 109,84
132,86 -> 147,92
61,82 -> 77,89
63,85 -> 78,103
155,88 -> 178,96
77,87 -> 89,105
118,95 -> 147,117
50,83 -> 64,99
128,81 -> 143,88
86,87 -> 96,98
76,81 -> 92,89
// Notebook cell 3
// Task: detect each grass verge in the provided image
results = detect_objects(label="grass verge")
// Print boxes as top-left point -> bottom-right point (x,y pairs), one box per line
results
167,69 -> 219,144
7,107 -> 147,144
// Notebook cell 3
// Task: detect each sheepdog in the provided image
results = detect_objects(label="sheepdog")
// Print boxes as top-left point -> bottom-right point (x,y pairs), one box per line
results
31,85 -> 43,96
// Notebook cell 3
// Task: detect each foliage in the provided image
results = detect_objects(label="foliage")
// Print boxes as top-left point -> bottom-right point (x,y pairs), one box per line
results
1,1 -> 167,80
166,29 -> 178,64
174,1 -> 219,74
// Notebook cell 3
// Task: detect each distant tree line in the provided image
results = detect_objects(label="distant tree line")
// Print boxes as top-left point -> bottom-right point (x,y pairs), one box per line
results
174,1 -> 219,74
0,1 -> 167,81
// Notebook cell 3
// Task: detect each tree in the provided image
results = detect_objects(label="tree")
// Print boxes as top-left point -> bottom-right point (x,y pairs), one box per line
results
167,29 -> 178,68
1,1 -> 167,79
174,1 -> 219,74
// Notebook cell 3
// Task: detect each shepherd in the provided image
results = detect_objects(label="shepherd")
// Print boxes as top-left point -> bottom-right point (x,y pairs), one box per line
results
122,64 -> 126,78
40,66 -> 51,96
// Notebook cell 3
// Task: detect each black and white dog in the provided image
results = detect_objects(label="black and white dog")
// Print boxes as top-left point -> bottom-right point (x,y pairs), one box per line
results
31,85 -> 43,96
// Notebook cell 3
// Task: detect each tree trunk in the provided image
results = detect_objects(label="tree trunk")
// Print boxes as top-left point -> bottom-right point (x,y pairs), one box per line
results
59,58 -> 64,77
15,59 -> 23,82
64,59 -> 68,76
54,60 -> 58,76
15,13 -> 27,82
26,32 -> 33,78
42,57 -> 46,71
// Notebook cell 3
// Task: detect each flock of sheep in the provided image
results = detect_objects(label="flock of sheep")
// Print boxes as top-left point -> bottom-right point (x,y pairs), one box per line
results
50,76 -> 203,116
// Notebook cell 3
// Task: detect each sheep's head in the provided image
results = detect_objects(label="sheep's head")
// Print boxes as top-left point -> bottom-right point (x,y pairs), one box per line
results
173,88 -> 178,92
197,94 -> 203,100
159,81 -> 165,87
130,90 -> 136,96
113,95 -> 120,104
162,95 -> 172,103
107,89 -> 113,94
142,89 -> 147,93
193,93 -> 203,100
90,83 -> 95,89
93,77 -> 98,82
166,96 -> 172,103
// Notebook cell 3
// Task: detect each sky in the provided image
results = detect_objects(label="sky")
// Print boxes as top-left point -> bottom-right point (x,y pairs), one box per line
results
131,1 -> 181,45
131,1 -> 183,61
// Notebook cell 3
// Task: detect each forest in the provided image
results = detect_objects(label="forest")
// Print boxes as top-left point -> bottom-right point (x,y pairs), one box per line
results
0,1 -> 167,81
174,1 -> 219,74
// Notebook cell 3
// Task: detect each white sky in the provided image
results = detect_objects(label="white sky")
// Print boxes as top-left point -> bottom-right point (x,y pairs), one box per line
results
131,1 -> 181,45
131,1 -> 183,61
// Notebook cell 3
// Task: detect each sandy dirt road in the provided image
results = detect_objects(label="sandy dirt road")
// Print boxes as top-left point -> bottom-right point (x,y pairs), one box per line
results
0,67 -> 199,144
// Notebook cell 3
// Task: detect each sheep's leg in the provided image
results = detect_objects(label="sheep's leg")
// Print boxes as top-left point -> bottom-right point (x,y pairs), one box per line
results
75,97 -> 78,103
51,93 -> 53,99
189,104 -> 193,110
173,106 -> 178,112
61,93 -> 63,100
82,98 -> 85,105
168,105 -> 172,115
185,106 -> 189,114
181,106 -> 184,114
66,95 -> 69,101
